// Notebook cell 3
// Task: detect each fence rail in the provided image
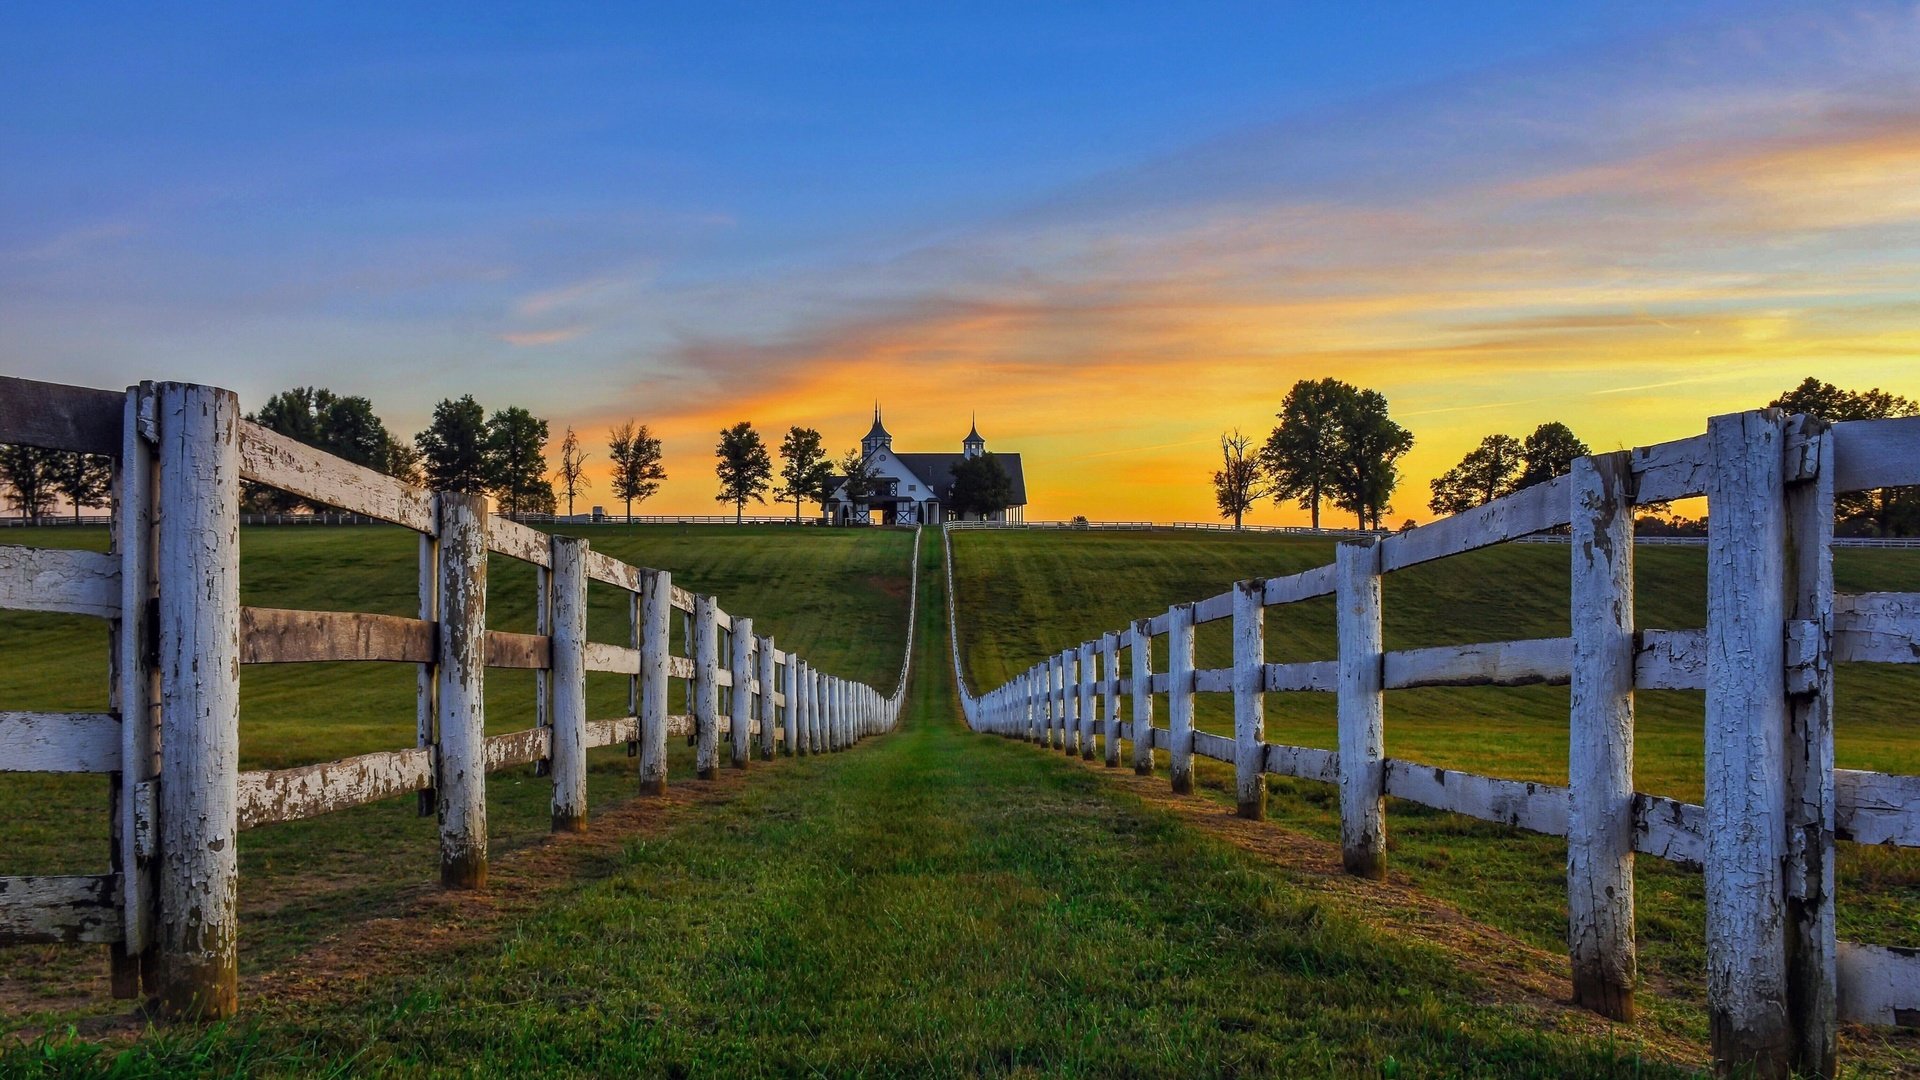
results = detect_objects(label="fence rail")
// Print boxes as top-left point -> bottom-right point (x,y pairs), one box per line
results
0,375 -> 916,1021
951,409 -> 1920,1079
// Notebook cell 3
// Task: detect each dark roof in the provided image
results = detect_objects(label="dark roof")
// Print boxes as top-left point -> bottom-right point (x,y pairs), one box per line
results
864,412 -> 890,441
893,452 -> 1026,506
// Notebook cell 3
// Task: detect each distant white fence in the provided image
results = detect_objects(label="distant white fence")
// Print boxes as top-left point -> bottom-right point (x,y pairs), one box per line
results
951,410 -> 1920,1079
0,376 -> 917,1021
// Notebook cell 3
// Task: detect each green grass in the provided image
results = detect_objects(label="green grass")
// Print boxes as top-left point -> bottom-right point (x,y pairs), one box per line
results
4,526 -> 1705,1078
949,527 -> 1920,1069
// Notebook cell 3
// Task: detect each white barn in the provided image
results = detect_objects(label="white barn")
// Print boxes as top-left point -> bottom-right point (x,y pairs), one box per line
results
823,408 -> 1027,526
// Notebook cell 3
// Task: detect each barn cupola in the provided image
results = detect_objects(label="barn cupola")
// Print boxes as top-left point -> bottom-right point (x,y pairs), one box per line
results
963,414 -> 986,459
862,403 -> 892,458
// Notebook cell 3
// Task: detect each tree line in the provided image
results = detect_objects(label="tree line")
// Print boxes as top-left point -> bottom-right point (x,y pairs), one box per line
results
712,421 -> 1014,524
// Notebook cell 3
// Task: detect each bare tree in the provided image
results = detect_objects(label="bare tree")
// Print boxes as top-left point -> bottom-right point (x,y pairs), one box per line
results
555,426 -> 591,518
1212,428 -> 1269,530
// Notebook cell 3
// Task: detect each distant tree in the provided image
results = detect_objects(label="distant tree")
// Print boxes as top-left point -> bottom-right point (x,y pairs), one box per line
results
248,386 -> 411,510
1518,422 -> 1591,489
776,426 -> 836,524
836,446 -> 880,523
1262,378 -> 1353,530
1211,429 -> 1268,530
416,395 -> 492,495
607,421 -> 667,521
0,445 -> 60,520
486,406 -> 554,517
1770,377 -> 1920,536
385,440 -> 424,486
950,452 -> 1016,520
553,426 -> 591,518
1429,434 -> 1526,516
50,452 -> 113,523
1330,388 -> 1413,530
714,422 -> 773,524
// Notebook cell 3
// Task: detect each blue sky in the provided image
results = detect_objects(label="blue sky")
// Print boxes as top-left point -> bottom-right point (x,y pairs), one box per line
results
4,2 -> 1917,519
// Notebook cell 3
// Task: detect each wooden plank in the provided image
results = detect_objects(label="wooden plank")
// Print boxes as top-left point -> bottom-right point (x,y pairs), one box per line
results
1835,769 -> 1920,847
484,727 -> 552,771
1383,760 -> 1569,835
240,606 -> 433,664
0,711 -> 119,773
584,716 -> 637,750
1837,941 -> 1920,1027
1383,638 -> 1572,689
1832,416 -> 1920,494
1147,612 -> 1170,636
1632,793 -> 1705,868
0,544 -> 119,618
1634,628 -> 1706,690
0,874 -> 121,945
484,630 -> 550,670
484,514 -> 551,567
669,584 -> 696,612
1264,743 -> 1338,784
1192,729 -> 1232,762
667,654 -> 696,680
237,748 -> 434,828
1263,564 -> 1337,606
0,376 -> 123,454
1192,667 -> 1233,693
584,642 -> 641,674
237,421 -> 435,533
581,549 -> 643,592
1632,433 -> 1711,504
1191,590 -> 1234,625
1263,660 -> 1338,692
1833,593 -> 1920,664
1379,474 -> 1571,572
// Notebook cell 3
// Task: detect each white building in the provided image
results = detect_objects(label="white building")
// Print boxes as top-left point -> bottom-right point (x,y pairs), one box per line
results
823,408 -> 1027,525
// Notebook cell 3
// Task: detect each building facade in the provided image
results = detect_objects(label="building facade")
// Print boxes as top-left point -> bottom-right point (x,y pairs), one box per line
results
823,408 -> 1027,525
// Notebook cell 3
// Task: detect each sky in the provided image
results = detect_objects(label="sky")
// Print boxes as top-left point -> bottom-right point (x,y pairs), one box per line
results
4,2 -> 1919,523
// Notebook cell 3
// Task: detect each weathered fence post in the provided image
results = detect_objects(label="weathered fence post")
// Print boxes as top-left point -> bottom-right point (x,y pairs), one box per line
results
639,570 -> 672,795
1167,602 -> 1196,796
155,382 -> 242,1020
1704,409 -> 1792,1078
1030,667 -> 1042,744
112,382 -> 159,998
550,535 -> 588,832
1567,452 -> 1634,1019
1078,641 -> 1096,761
832,677 -> 846,751
1061,650 -> 1078,757
1102,631 -> 1121,768
416,532 -> 436,815
1042,660 -> 1056,748
1131,619 -> 1154,776
1233,578 -> 1267,820
694,596 -> 719,779
730,616 -> 754,769
435,491 -> 489,890
758,636 -> 777,761
1784,413 -> 1837,1080
1336,538 -> 1385,879
783,651 -> 800,755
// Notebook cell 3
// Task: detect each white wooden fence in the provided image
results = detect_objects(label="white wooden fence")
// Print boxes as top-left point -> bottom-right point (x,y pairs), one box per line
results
952,408 -> 1920,1080
0,376 -> 915,1021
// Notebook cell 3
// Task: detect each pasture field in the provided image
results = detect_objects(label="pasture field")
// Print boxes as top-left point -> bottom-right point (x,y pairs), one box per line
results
6,528 -> 1712,1077
950,527 -> 1920,1066
0,524 -> 915,1024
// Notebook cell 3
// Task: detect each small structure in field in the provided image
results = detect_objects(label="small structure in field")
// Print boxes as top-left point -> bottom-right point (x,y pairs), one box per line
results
824,407 -> 1027,525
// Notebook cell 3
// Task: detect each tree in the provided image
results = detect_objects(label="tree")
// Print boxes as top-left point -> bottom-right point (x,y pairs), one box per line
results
1211,429 -> 1269,529
950,452 -> 1016,520
51,452 -> 112,523
1518,422 -> 1590,490
486,406 -> 554,517
836,446 -> 880,524
714,422 -> 773,524
1770,377 -> 1920,536
1262,378 -> 1353,530
248,385 -> 412,511
554,426 -> 591,518
0,444 -> 60,520
416,395 -> 492,495
1330,388 -> 1413,530
1429,434 -> 1526,516
607,421 -> 667,521
776,426 -> 836,524
385,440 -> 424,486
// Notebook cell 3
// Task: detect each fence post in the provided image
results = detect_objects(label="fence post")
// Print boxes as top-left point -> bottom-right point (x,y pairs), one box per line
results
435,491 -> 489,890
112,383 -> 159,998
784,652 -> 801,755
1061,650 -> 1078,757
550,535 -> 588,832
1078,641 -> 1096,761
1233,578 -> 1267,820
154,382 -> 242,1020
1041,661 -> 1055,747
1102,632 -> 1121,768
758,636 -> 777,761
1027,667 -> 1040,743
1168,603 -> 1196,795
729,616 -> 753,769
694,597 -> 720,778
1567,452 -> 1634,1019
832,677 -> 845,751
639,570 -> 672,795
817,669 -> 829,752
1704,409 -> 1792,1079
1131,619 -> 1154,775
1336,538 -> 1385,879
417,533 -> 436,817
